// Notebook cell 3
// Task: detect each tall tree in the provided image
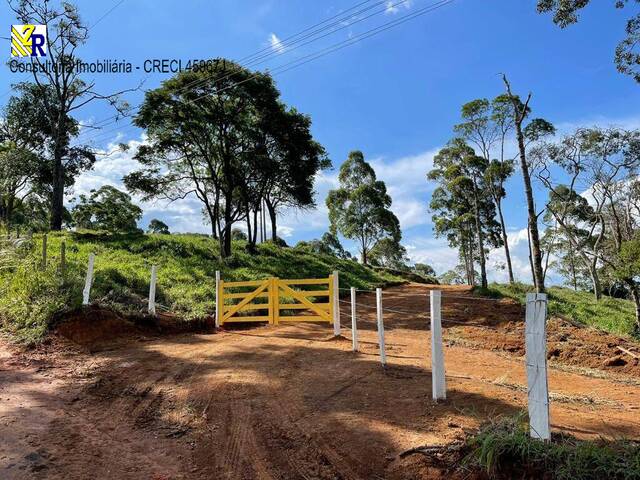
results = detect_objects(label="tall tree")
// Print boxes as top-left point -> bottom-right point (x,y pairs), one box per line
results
536,0 -> 640,82
9,0 -> 131,230
455,96 -> 517,283
428,139 -> 501,289
326,151 -> 401,265
501,75 -> 555,292
125,60 -> 326,257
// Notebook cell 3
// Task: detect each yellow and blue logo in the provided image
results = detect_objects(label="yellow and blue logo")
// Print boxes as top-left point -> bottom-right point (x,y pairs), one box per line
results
11,24 -> 47,57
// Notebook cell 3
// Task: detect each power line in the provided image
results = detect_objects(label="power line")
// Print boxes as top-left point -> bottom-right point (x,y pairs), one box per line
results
75,0 -> 414,140
78,0 -> 455,146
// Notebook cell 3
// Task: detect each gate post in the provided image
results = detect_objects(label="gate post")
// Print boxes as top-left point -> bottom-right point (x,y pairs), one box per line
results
526,293 -> 550,440
332,271 -> 341,336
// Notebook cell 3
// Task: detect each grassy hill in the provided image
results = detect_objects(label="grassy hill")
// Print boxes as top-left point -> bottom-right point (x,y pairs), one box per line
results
0,231 -> 412,344
478,282 -> 638,339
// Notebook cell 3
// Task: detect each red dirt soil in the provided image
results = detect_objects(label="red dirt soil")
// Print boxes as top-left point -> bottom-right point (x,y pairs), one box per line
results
1,284 -> 639,479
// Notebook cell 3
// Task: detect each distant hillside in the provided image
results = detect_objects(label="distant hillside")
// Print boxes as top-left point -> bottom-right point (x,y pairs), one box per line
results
0,231 -> 413,344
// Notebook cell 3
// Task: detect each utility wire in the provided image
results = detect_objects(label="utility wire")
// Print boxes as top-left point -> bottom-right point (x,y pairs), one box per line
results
76,0 -> 455,146
73,0 -> 394,136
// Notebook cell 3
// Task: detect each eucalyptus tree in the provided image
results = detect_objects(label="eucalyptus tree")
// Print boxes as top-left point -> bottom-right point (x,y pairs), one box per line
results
428,139 -> 502,288
501,75 -> 556,292
326,151 -> 401,265
455,95 -> 516,282
9,0 -> 132,230
534,128 -> 640,300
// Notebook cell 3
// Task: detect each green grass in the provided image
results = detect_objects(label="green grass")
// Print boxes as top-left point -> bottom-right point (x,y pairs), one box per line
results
0,231 -> 406,344
464,414 -> 640,480
476,282 -> 638,338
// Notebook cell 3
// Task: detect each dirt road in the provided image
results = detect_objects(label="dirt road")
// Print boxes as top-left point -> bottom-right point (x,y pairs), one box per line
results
1,284 -> 639,479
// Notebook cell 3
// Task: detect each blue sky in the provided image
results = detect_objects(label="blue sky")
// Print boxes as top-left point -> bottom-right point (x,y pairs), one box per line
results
3,0 -> 640,282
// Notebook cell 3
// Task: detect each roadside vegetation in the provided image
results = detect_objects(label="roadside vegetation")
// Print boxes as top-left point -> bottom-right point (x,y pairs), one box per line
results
477,282 -> 638,338
463,414 -> 640,480
0,231 -> 415,345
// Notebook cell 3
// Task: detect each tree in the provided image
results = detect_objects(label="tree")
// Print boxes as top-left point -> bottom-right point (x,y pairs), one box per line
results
535,128 -> 640,300
369,238 -> 410,270
536,0 -> 640,82
455,96 -> 517,283
148,219 -> 170,235
72,186 -> 142,233
326,151 -> 401,265
414,263 -> 437,277
8,1 -> 132,230
501,75 -> 555,292
428,139 -> 502,289
295,232 -> 353,259
124,59 -> 326,258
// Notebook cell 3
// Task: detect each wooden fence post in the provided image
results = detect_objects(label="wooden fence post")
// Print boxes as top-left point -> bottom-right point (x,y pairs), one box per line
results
148,265 -> 158,315
376,288 -> 386,366
41,234 -> 47,269
430,290 -> 446,401
82,253 -> 95,305
526,293 -> 550,441
215,270 -> 221,328
351,287 -> 358,352
333,270 -> 341,336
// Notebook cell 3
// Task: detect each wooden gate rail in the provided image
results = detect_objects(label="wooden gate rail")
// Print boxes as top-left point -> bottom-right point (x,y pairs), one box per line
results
218,276 -> 334,326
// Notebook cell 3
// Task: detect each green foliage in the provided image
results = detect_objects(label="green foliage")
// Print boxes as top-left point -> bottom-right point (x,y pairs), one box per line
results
147,219 -> 170,235
327,151 -> 401,265
0,231 -> 404,344
465,413 -> 640,480
0,242 -> 84,344
368,238 -> 409,270
72,186 -> 142,233
478,282 -> 638,338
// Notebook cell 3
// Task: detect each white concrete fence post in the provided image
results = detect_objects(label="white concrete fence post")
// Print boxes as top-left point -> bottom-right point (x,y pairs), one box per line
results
376,288 -> 386,366
82,253 -> 95,306
148,265 -> 158,315
430,290 -> 446,401
215,270 -> 221,328
526,293 -> 550,441
333,270 -> 341,336
351,287 -> 358,352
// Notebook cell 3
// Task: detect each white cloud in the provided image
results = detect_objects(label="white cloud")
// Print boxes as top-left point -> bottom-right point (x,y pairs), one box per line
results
268,33 -> 286,53
385,0 -> 412,15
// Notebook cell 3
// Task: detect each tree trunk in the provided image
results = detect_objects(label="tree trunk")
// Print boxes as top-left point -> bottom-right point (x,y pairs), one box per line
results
221,199 -> 233,258
472,186 -> 488,289
50,146 -> 64,231
265,198 -> 277,242
589,263 -> 602,301
516,125 -> 544,292
630,284 -> 640,335
503,76 -> 544,292
496,200 -> 515,283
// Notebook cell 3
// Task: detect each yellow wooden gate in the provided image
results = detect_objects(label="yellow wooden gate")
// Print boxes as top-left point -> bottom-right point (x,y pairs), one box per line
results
218,275 -> 335,326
